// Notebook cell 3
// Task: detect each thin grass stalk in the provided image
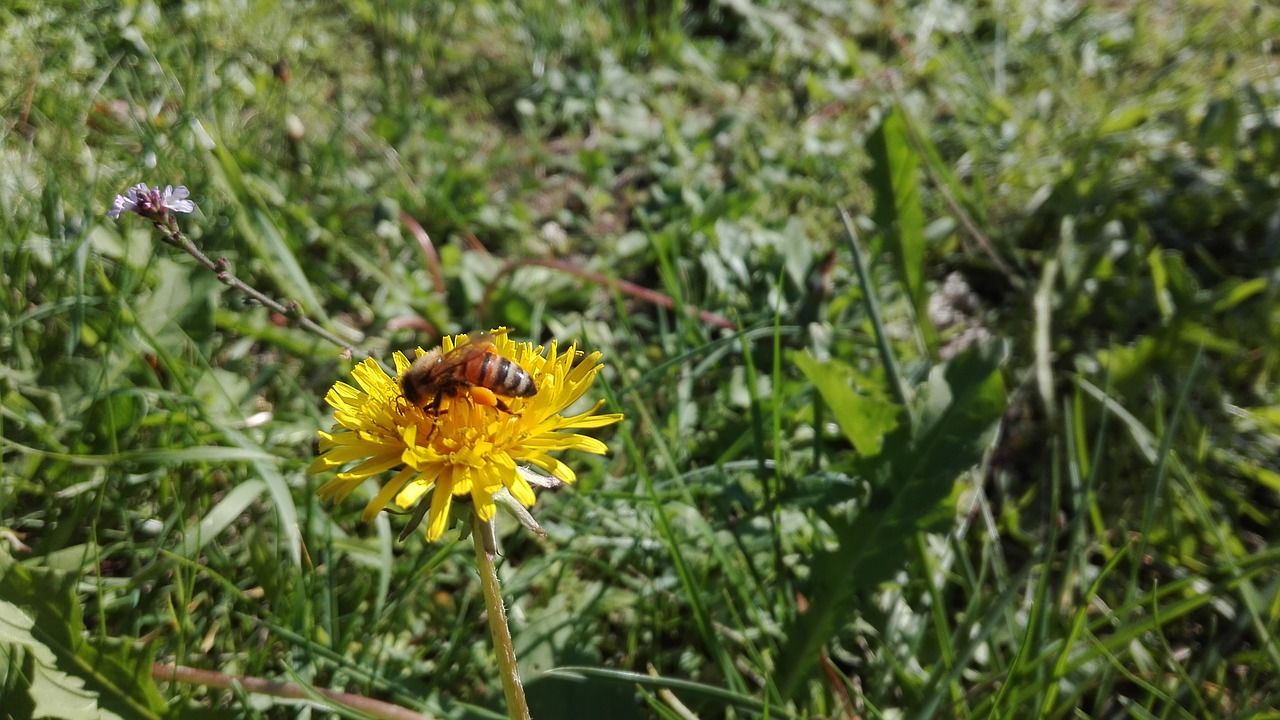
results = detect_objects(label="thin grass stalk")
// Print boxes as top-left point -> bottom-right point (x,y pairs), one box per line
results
839,206 -> 915,424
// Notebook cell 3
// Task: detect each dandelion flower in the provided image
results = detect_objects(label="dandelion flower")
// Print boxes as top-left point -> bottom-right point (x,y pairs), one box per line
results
309,330 -> 622,541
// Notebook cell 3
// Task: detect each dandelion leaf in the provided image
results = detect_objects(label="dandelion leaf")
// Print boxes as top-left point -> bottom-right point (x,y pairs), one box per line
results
795,351 -> 900,457
778,341 -> 1007,699
0,557 -> 178,719
866,106 -> 933,351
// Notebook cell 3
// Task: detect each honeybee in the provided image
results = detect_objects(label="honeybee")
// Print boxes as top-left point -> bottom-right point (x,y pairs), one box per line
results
400,331 -> 537,415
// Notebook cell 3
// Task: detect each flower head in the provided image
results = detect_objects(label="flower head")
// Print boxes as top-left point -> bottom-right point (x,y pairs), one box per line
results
309,330 -> 622,541
108,183 -> 196,220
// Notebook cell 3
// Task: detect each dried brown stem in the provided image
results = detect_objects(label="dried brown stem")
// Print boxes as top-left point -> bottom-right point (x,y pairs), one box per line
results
151,663 -> 435,720
482,257 -> 736,330
400,212 -> 446,299
156,225 -> 356,355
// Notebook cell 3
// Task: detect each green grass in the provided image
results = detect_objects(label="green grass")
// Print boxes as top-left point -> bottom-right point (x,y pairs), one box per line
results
4,0 -> 1280,718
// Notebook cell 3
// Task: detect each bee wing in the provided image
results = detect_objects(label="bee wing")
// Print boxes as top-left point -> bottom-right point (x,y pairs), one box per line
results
456,330 -> 497,348
433,331 -> 497,371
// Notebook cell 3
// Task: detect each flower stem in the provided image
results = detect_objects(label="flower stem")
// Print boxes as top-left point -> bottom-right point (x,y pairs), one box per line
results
472,515 -> 531,720
156,223 -> 357,355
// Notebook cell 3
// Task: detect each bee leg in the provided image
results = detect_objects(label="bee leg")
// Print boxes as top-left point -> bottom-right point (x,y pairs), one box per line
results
493,397 -> 513,414
421,416 -> 441,442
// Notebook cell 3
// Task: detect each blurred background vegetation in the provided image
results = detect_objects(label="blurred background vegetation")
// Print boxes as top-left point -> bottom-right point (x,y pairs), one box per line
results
3,0 -> 1280,718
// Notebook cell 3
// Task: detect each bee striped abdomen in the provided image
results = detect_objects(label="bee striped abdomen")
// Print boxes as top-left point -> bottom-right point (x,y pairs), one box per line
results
471,353 -> 536,397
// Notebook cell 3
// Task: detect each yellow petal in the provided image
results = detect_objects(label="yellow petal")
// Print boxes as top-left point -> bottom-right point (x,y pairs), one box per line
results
394,478 -> 432,510
361,467 -> 417,522
527,454 -> 578,484
472,490 -> 497,521
425,483 -> 454,541
340,453 -> 406,479
509,472 -> 536,506
317,475 -> 364,503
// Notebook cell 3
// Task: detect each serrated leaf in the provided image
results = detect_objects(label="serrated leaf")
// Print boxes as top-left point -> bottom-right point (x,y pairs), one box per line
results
0,599 -> 120,720
0,560 -> 176,719
777,341 -> 1008,699
794,351 -> 900,457
866,106 -> 933,351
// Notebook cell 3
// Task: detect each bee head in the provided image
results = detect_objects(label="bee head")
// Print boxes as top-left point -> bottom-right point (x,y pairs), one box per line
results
400,349 -> 443,408
400,372 -> 427,407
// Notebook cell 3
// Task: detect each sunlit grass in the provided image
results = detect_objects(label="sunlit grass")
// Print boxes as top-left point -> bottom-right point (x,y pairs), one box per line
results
3,1 -> 1280,718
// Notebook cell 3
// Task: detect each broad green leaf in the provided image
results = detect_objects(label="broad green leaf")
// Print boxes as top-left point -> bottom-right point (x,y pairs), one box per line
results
777,341 -> 1007,699
0,599 -> 120,720
794,351 -> 900,457
865,106 -> 933,351
1099,103 -> 1149,135
1176,323 -> 1245,355
1095,336 -> 1158,385
0,560 -> 177,719
134,259 -> 194,339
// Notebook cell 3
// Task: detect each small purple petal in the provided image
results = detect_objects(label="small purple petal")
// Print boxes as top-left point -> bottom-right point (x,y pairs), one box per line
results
162,185 -> 195,213
108,193 -> 136,219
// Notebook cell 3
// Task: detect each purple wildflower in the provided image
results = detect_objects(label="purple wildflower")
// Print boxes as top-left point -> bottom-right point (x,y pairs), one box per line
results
107,183 -> 196,220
